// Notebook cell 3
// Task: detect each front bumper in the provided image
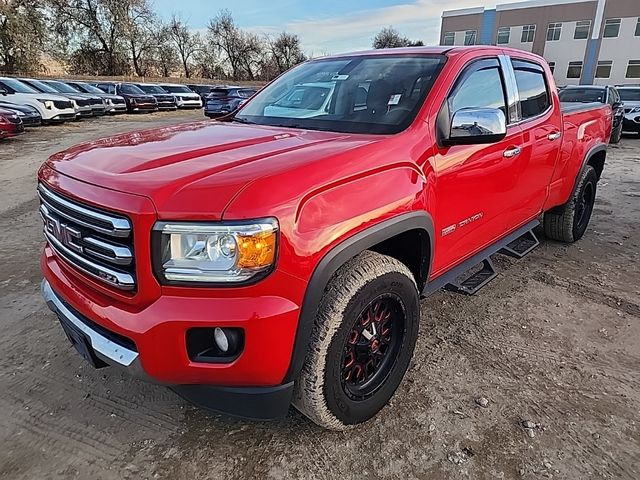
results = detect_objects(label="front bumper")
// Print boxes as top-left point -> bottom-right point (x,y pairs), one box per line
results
622,116 -> 640,132
41,238 -> 305,418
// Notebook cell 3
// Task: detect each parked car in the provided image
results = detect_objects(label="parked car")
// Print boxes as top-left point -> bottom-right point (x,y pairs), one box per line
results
62,81 -> 127,114
0,77 -> 75,123
559,85 -> 624,143
187,84 -> 216,102
39,46 -> 611,430
159,84 -> 203,108
0,101 -> 41,127
263,82 -> 334,118
617,86 -> 640,135
40,80 -> 107,117
132,83 -> 177,110
93,82 -> 158,113
203,87 -> 257,118
19,78 -> 94,119
0,107 -> 24,138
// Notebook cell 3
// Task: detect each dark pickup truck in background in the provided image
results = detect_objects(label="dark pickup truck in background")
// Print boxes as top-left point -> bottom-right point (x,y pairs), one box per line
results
39,46 -> 611,430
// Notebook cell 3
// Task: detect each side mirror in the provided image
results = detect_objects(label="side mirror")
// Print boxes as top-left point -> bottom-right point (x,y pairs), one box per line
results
612,101 -> 623,109
0,87 -> 7,96
444,107 -> 507,146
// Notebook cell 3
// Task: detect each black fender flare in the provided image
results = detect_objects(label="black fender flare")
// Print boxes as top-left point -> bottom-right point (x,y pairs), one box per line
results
283,211 -> 434,383
578,143 -> 606,183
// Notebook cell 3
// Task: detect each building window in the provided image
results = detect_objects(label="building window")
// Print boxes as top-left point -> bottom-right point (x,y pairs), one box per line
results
548,61 -> 555,74
547,22 -> 562,41
635,18 -> 640,37
464,30 -> 477,45
603,19 -> 621,38
521,25 -> 536,43
567,61 -> 583,79
596,60 -> 613,78
443,32 -> 455,46
626,60 -> 640,79
497,27 -> 511,44
574,20 -> 591,39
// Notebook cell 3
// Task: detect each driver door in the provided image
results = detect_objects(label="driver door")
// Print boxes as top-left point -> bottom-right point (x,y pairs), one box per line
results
430,58 -> 524,277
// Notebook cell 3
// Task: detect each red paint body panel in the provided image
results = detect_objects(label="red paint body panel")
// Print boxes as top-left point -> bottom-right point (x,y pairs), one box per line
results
39,46 -> 609,387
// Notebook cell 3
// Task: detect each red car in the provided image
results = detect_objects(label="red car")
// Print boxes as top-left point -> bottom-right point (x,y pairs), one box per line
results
39,46 -> 610,429
0,107 -> 25,138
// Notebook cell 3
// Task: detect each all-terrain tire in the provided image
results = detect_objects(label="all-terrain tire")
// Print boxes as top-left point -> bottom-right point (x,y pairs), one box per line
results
292,251 -> 419,430
610,122 -> 623,144
544,165 -> 598,243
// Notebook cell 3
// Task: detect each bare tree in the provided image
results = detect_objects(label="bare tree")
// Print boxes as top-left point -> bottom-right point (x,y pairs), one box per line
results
208,9 -> 265,80
168,15 -> 201,78
48,0 -> 132,75
0,0 -> 48,74
120,0 -> 157,76
269,32 -> 305,74
372,27 -> 423,49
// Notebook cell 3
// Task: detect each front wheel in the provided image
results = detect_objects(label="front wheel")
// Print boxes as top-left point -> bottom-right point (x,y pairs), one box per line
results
610,121 -> 623,144
293,251 -> 419,430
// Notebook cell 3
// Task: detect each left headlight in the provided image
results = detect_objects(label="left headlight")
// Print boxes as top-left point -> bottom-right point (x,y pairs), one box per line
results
152,218 -> 278,284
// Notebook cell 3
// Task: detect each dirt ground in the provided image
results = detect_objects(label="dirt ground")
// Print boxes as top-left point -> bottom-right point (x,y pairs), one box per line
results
0,111 -> 638,480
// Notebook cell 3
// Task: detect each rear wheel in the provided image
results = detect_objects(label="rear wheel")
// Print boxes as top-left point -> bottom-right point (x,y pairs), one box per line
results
610,122 -> 623,144
293,251 -> 419,430
544,165 -> 598,243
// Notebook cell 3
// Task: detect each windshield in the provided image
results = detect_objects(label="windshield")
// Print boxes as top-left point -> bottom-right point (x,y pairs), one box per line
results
78,83 -> 106,94
139,84 -> 167,94
120,84 -> 145,95
559,88 -> 605,103
618,89 -> 640,102
162,85 -> 191,93
25,79 -> 58,93
1,78 -> 39,94
46,80 -> 81,94
235,54 -> 445,134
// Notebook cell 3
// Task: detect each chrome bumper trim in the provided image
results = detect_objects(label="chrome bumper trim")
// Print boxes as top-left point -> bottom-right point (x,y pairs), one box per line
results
41,279 -> 138,367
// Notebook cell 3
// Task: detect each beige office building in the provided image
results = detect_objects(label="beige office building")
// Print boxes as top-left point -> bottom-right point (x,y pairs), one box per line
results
440,0 -> 640,86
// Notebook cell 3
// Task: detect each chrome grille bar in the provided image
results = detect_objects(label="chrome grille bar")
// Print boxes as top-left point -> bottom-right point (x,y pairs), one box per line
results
38,184 -> 131,238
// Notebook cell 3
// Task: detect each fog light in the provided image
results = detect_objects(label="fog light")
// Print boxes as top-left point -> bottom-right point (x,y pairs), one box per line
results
214,327 -> 229,352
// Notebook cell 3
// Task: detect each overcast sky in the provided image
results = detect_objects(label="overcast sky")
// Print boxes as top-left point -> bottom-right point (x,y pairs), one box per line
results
152,0 -> 503,55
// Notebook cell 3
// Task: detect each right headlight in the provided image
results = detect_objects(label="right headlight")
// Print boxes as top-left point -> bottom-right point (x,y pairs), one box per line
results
152,218 -> 278,285
37,99 -> 54,110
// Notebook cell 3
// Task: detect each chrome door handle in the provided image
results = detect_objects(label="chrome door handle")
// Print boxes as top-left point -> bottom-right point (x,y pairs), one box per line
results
503,147 -> 521,158
547,132 -> 561,141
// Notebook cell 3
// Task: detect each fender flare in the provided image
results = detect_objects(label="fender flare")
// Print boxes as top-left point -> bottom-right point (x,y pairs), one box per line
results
577,143 -> 606,184
282,211 -> 434,383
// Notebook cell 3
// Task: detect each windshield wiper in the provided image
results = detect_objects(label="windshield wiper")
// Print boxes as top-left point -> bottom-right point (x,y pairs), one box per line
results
230,117 -> 256,125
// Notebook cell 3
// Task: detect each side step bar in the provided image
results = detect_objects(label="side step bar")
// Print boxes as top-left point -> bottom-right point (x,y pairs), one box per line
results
499,230 -> 540,259
422,220 -> 540,297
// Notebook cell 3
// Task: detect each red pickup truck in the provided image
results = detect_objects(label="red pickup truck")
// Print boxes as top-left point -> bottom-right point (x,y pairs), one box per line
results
39,46 -> 610,430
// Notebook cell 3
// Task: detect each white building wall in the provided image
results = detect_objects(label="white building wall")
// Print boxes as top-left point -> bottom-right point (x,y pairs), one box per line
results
543,21 -> 589,86
595,16 -> 640,85
501,25 -> 535,52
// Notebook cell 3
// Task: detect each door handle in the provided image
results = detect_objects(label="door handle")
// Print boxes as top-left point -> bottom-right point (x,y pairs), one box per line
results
503,146 -> 521,158
547,132 -> 561,141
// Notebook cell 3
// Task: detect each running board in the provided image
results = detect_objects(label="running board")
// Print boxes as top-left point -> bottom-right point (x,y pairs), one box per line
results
444,258 -> 497,295
422,220 -> 540,297
499,230 -> 539,259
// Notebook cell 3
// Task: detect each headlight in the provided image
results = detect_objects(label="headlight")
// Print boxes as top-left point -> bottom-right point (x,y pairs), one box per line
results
153,218 -> 278,284
37,99 -> 54,109
630,107 -> 640,113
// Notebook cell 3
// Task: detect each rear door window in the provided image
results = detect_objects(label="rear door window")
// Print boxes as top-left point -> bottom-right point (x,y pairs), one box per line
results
511,59 -> 550,119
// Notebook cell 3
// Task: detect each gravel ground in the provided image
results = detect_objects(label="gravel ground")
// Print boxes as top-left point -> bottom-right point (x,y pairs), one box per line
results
0,112 -> 638,480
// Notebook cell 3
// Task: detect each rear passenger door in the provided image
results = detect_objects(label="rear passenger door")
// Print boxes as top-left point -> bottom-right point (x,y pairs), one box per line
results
503,57 -> 562,228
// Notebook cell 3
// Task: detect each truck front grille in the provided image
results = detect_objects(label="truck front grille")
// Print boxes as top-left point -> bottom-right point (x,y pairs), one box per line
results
38,183 -> 136,291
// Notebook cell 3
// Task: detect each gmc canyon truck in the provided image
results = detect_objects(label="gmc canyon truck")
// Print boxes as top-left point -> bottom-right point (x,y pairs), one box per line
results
39,46 -> 610,430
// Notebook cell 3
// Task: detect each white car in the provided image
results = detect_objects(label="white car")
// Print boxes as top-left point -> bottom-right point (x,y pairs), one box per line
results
0,77 -> 76,123
264,82 -> 335,118
159,84 -> 202,108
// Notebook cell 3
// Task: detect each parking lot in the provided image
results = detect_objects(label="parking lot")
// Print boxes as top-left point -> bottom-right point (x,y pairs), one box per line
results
0,112 -> 639,479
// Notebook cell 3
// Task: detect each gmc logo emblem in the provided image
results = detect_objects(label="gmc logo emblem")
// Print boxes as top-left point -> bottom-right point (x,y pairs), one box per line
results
43,211 -> 83,254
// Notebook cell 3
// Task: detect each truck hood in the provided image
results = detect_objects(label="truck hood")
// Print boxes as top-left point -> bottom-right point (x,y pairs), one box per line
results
46,121 -> 378,219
